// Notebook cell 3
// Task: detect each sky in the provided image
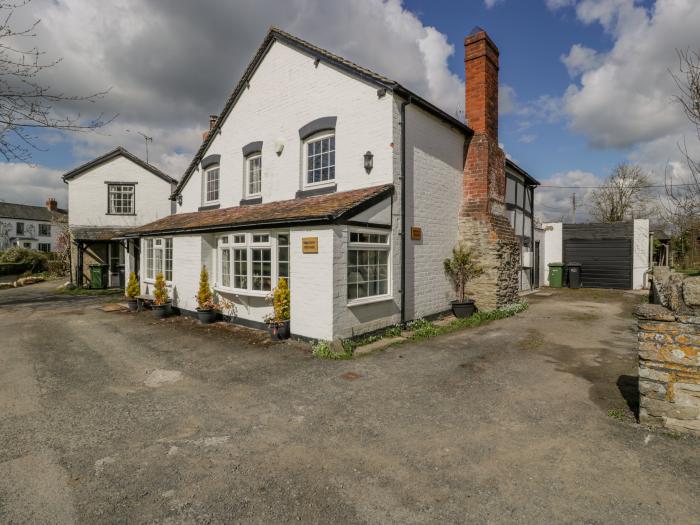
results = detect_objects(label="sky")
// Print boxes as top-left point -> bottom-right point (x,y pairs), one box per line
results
1,0 -> 699,222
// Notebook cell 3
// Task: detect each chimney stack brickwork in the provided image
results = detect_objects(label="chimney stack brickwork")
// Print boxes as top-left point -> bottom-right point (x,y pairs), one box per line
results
460,29 -> 519,310
46,197 -> 57,211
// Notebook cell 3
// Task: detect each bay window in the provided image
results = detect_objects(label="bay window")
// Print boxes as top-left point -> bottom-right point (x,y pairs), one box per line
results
144,237 -> 173,281
347,231 -> 390,302
217,232 -> 288,294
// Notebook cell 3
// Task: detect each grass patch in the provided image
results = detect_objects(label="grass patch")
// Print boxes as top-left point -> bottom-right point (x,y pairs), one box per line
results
57,287 -> 123,297
607,409 -> 626,421
409,302 -> 529,341
674,268 -> 700,277
311,340 -> 353,360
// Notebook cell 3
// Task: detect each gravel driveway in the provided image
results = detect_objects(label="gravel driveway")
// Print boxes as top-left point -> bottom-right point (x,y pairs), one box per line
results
0,284 -> 698,524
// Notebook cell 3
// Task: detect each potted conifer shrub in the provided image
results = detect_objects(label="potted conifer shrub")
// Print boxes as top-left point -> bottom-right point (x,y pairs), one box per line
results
125,271 -> 140,311
443,244 -> 484,318
266,277 -> 290,340
195,265 -> 218,324
151,271 -> 171,319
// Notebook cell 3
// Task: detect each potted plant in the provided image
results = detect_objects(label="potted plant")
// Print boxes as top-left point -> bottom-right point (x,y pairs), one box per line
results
443,244 -> 484,318
125,271 -> 140,311
151,271 -> 171,319
266,277 -> 290,340
195,265 -> 218,324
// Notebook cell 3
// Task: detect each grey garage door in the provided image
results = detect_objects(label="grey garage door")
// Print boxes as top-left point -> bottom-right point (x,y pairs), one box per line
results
564,238 -> 632,289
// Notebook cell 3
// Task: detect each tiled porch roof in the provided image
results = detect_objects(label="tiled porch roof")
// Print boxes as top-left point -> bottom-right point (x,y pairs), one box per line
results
127,184 -> 393,237
72,227 -> 132,241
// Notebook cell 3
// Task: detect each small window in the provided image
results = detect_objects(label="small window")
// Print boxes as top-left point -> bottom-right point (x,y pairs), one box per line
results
350,232 -> 388,244
16,222 -> 24,235
220,236 -> 229,245
252,234 -> 269,244
39,223 -> 51,236
233,248 -> 248,289
204,167 -> 220,203
246,154 -> 262,197
233,234 -> 245,245
38,243 -> 51,252
108,184 -> 135,215
306,133 -> 335,185
278,233 -> 289,284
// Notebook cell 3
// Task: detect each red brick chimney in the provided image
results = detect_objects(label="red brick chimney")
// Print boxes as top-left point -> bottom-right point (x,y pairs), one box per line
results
46,197 -> 57,211
460,27 -> 518,310
202,114 -> 219,141
463,26 -> 507,218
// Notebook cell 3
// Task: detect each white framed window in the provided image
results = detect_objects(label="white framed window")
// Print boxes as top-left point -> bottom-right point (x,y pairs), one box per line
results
216,232 -> 287,294
305,132 -> 335,186
38,243 -> 51,252
347,230 -> 390,302
144,237 -> 173,282
203,167 -> 220,204
39,223 -> 51,236
246,154 -> 262,197
16,222 -> 24,235
108,184 -> 135,215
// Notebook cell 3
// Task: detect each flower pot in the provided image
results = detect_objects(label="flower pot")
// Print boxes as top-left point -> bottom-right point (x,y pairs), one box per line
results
127,299 -> 138,312
451,299 -> 476,319
151,303 -> 171,320
197,308 -> 217,324
268,320 -> 290,340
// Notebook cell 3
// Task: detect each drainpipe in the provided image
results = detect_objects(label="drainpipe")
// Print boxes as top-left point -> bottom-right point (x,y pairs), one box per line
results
400,97 -> 411,326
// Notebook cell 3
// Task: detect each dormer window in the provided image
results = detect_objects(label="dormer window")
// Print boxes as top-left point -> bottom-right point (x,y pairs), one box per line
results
246,154 -> 262,197
204,167 -> 220,204
305,132 -> 335,186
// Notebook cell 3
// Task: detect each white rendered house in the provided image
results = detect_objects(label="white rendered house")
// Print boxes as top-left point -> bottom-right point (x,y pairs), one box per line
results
128,27 -> 528,340
62,147 -> 177,287
0,198 -> 67,252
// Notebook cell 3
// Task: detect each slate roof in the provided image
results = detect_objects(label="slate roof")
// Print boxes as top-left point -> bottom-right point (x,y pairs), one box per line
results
127,184 -> 393,237
0,202 -> 67,222
72,226 -> 133,242
62,146 -> 177,184
172,27 -> 472,198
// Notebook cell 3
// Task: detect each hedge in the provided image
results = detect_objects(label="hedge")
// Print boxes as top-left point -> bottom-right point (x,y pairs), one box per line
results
0,262 -> 31,276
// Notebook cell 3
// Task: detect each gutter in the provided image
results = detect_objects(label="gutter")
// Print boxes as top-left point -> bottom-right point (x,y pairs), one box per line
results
400,97 -> 411,325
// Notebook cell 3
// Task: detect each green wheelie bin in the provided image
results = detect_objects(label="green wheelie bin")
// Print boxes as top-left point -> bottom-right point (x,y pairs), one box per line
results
548,262 -> 564,288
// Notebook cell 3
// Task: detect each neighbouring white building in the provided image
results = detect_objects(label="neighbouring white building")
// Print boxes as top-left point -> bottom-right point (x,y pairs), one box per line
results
0,199 -> 67,252
127,27 -> 537,340
61,147 -> 177,288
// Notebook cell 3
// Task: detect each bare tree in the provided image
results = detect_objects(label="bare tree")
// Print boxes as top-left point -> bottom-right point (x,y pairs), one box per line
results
589,163 -> 652,223
0,1 -> 113,162
661,48 -> 700,264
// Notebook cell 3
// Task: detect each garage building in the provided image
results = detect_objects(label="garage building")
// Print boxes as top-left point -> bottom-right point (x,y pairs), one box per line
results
542,220 -> 650,289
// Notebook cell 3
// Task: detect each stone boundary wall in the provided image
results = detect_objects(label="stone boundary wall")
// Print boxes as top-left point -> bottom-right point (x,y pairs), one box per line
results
635,303 -> 700,436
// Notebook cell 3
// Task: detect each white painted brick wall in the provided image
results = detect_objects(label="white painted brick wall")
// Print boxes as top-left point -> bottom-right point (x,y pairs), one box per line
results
633,218 -> 650,289
403,104 -> 463,320
542,222 -> 563,285
68,155 -> 173,228
0,217 -> 60,251
178,40 -> 394,212
290,227 -> 334,340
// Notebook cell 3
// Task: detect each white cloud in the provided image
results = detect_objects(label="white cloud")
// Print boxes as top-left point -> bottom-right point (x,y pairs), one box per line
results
0,164 -> 66,208
519,134 -> 538,144
1,0 -> 467,203
535,169 -> 601,221
500,84 -> 518,115
561,44 -> 602,77
545,0 -> 576,10
484,0 -> 505,8
562,0 -> 700,149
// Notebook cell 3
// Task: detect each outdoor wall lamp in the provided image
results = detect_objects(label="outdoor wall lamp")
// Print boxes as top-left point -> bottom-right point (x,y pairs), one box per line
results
364,151 -> 374,174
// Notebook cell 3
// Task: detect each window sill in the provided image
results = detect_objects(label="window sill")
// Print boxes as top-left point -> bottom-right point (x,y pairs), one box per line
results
296,183 -> 337,199
214,286 -> 270,298
143,279 -> 173,286
240,196 -> 262,206
347,294 -> 393,307
106,212 -> 137,216
199,203 -> 220,211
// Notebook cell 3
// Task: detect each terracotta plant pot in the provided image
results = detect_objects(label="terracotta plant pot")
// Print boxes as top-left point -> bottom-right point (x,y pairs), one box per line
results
151,303 -> 171,320
451,299 -> 476,319
197,308 -> 217,324
268,320 -> 290,340
127,299 -> 138,312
